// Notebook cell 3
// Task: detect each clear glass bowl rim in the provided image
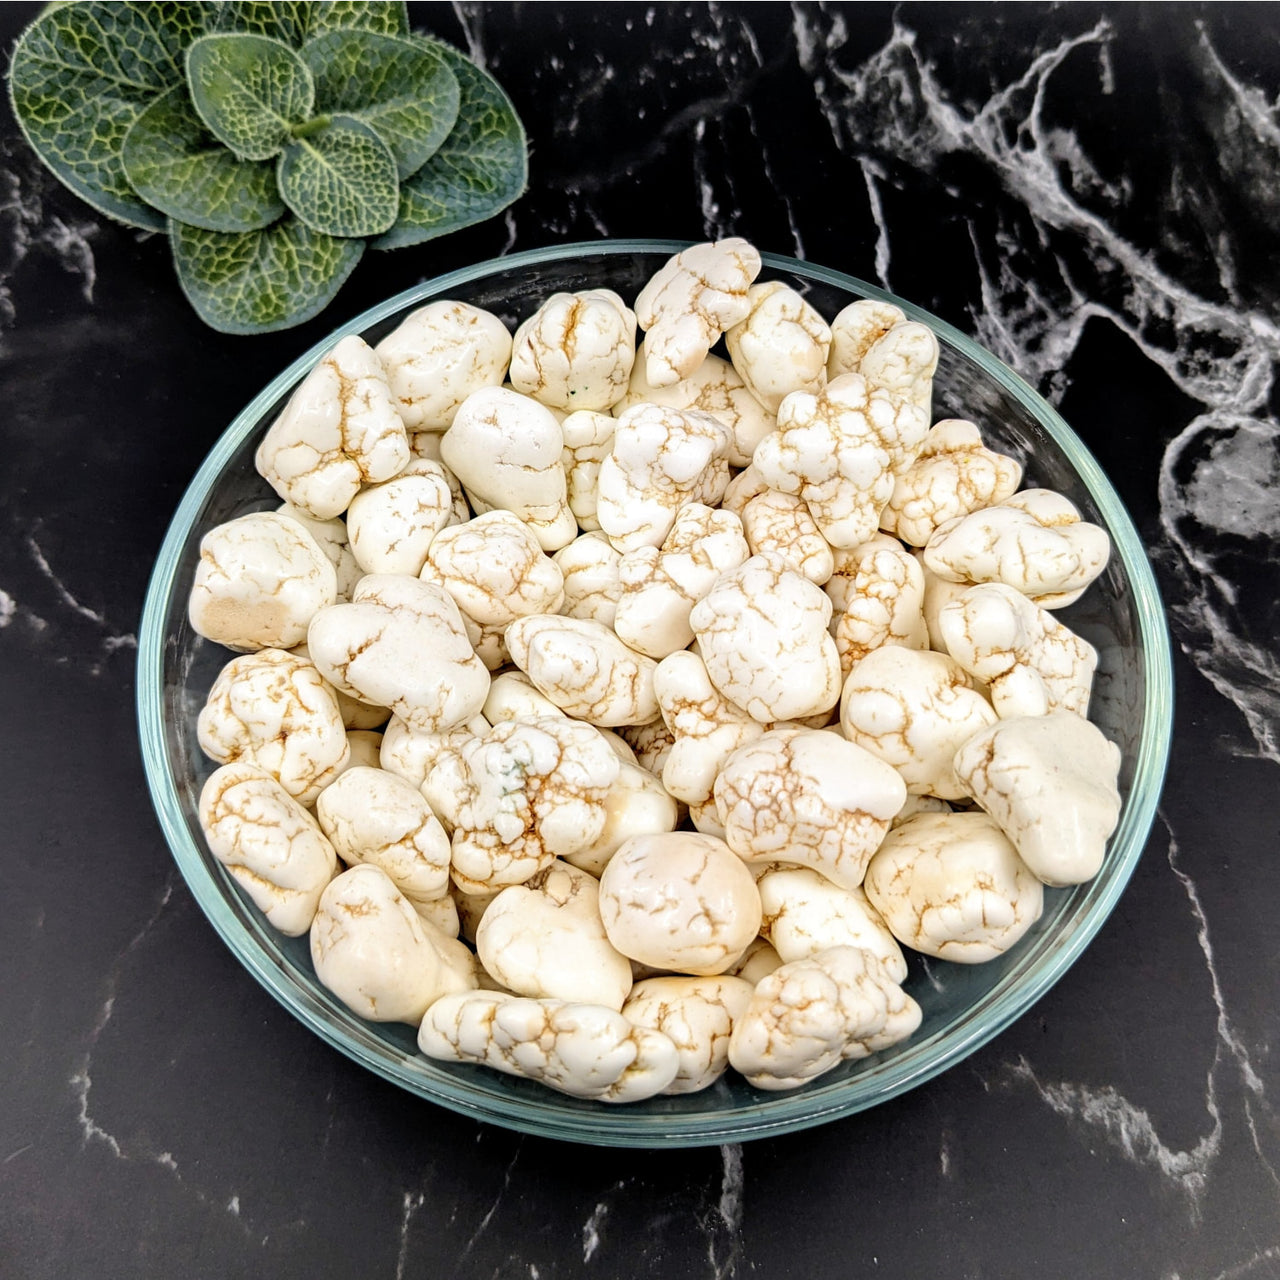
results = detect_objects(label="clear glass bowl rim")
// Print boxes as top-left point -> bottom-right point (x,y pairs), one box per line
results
137,238 -> 1173,1147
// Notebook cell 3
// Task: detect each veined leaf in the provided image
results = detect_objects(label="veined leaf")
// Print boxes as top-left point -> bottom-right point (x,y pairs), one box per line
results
211,1 -> 312,45
301,31 -> 459,179
121,85 -> 283,232
186,32 -> 314,161
169,215 -> 364,334
7,1 -> 220,229
277,115 -> 399,237
375,39 -> 527,250
215,1 -> 409,46
305,2 -> 409,41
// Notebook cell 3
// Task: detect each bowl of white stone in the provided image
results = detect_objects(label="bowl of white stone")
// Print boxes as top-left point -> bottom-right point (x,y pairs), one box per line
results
137,239 -> 1173,1146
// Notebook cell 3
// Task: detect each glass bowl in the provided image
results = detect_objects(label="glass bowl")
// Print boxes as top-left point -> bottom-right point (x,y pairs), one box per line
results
137,240 -> 1173,1147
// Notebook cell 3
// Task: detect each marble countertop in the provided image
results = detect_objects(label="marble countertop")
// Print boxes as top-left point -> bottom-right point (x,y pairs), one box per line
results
2,4 -> 1277,1277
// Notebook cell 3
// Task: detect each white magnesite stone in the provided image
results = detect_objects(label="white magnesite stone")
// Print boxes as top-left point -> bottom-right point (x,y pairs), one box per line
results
839,646 -> 997,799
727,945 -> 921,1090
564,757 -> 680,878
508,289 -> 637,411
892,793 -> 953,827
339,729 -> 384,773
310,865 -> 476,1024
917,551 -> 976,651
378,713 -> 488,790
614,503 -> 750,659
826,299 -> 907,378
559,409 -> 615,532
255,334 -> 410,520
634,238 -> 762,387
713,728 -> 906,890
314,766 -> 451,906
856,318 -> 940,417
427,715 -> 620,893
689,554 -> 842,723
740,490 -> 835,585
863,811 -> 1044,962
398,449 -> 472,526
422,510 -> 565,632
553,531 -> 623,627
724,280 -> 831,413
753,372 -> 930,549
923,489 -> 1112,608
756,867 -> 907,982
595,402 -> 732,553
505,614 -> 660,727
189,510 -> 337,652
687,797 -> 727,839
718,462 -> 769,517
306,575 -> 490,734
623,975 -> 755,1095
439,386 -> 577,551
373,300 -> 512,432
346,472 -> 453,576
832,543 -> 929,678
413,892 -> 460,940
879,419 -> 1023,547
277,502 -> 361,601
289,640 -> 389,731
198,648 -> 350,808
598,832 -> 762,975
953,711 -> 1123,887
615,350 -> 775,467
824,533 -> 903,616
475,860 -> 634,1010
198,763 -> 338,936
418,991 -> 679,1102
482,670 -> 566,726
452,885 -> 499,946
619,718 -> 677,778
725,936 -> 784,986
938,582 -> 1098,719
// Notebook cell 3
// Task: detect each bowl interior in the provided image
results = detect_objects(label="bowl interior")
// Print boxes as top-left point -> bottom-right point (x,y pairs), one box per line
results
138,241 -> 1172,1146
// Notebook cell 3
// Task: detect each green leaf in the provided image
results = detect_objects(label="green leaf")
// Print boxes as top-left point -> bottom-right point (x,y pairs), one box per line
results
210,1 -> 311,45
304,2 -> 408,41
301,31 -> 459,179
375,40 -> 527,250
121,85 -> 283,232
7,1 -> 220,229
277,115 -> 399,237
169,215 -> 364,334
186,32 -> 314,161
215,1 -> 408,45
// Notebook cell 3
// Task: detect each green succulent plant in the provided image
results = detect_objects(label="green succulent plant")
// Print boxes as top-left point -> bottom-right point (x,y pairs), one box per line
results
8,1 -> 527,333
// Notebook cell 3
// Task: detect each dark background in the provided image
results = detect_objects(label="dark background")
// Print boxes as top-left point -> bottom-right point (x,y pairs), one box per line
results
2,4 -> 1278,1277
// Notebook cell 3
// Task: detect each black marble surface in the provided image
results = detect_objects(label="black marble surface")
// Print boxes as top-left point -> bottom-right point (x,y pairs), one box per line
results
3,3 -> 1279,1277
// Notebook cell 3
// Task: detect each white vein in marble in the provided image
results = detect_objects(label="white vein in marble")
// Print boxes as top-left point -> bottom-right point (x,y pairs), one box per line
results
700,1143 -> 745,1280
791,10 -> 1280,762
857,156 -> 891,289
22,533 -> 137,666
0,146 -> 98,333
396,1191 -> 425,1280
67,876 -> 254,1237
582,1199 -> 607,1263
1002,813 -> 1277,1216
1006,1054 -> 1221,1209
456,1139 -> 524,1265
